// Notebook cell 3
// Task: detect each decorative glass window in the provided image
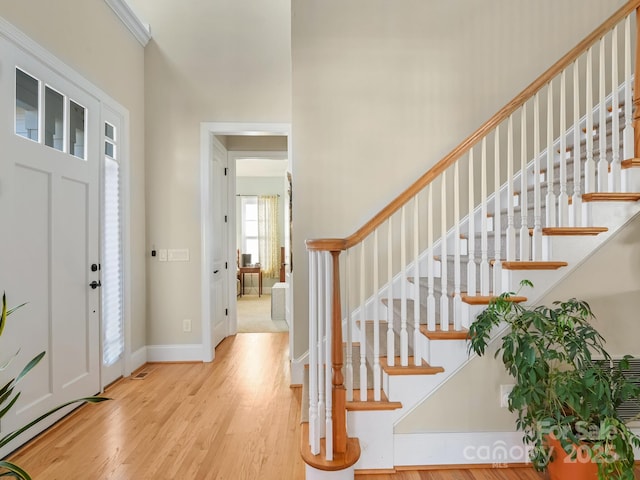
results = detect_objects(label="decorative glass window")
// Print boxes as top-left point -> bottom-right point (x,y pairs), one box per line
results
44,86 -> 64,152
105,122 -> 116,158
15,68 -> 89,161
15,69 -> 39,141
69,101 -> 86,159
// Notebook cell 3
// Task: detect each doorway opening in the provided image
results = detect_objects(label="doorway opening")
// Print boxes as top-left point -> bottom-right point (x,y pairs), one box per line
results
200,123 -> 292,363
234,150 -> 289,333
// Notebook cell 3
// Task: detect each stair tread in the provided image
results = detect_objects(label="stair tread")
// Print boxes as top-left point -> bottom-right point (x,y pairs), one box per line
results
582,192 -> 640,202
621,158 -> 640,169
380,357 -> 444,375
300,423 -> 361,471
346,389 -> 402,411
538,226 -> 608,236
498,260 -> 568,270
461,293 -> 527,305
419,325 -> 469,340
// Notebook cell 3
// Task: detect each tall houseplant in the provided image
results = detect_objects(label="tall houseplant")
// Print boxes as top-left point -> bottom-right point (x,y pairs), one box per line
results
468,280 -> 640,480
0,293 -> 108,479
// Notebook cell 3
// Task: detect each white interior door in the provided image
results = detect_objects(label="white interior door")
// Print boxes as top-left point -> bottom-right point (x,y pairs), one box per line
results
210,136 -> 229,348
0,41 -> 100,454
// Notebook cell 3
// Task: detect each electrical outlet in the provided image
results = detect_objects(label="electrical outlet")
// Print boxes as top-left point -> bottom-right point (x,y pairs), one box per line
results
182,318 -> 192,332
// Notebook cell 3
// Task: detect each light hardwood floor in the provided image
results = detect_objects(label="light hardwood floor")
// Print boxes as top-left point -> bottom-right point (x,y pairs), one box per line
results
10,333 -> 304,479
9,332 -> 638,479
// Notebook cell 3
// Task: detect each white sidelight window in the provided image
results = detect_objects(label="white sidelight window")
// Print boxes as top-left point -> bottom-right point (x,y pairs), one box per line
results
102,121 -> 123,367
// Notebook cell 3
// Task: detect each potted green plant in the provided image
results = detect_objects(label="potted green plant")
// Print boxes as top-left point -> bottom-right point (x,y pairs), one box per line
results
468,280 -> 640,480
0,293 -> 109,479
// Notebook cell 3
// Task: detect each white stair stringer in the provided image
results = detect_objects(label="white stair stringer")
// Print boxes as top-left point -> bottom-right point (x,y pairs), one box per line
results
346,199 -> 640,471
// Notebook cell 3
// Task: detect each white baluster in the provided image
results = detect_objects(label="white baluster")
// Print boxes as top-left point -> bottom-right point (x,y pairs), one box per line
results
610,25 -> 621,192
317,251 -> 325,439
492,128 -> 502,293
440,171 -> 449,330
519,104 -> 531,260
453,163 -> 462,330
480,138 -> 490,295
572,60 -> 583,227
386,217 -> 395,366
623,15 -> 634,162
309,251 -> 319,454
467,149 -> 477,295
359,242 -> 367,401
597,37 -> 608,192
413,195 -> 422,364
324,252 -> 333,460
558,70 -> 569,225
344,249 -> 353,402
532,93 -> 543,260
546,81 -> 557,228
400,206 -> 409,365
372,230 -> 381,400
426,185 -> 436,331
506,116 -> 516,262
585,47 -> 596,196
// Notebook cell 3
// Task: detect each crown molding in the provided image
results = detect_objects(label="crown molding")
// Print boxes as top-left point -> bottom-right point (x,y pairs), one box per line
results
105,0 -> 151,47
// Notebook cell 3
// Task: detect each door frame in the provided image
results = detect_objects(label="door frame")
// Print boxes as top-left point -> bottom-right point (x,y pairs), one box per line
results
199,122 -> 291,363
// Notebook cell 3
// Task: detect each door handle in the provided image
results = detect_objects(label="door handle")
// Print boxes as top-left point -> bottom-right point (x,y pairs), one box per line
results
213,270 -> 220,274
89,280 -> 102,289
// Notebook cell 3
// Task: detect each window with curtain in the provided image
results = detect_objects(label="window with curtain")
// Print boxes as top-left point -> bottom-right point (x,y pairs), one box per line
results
240,196 -> 259,264
258,195 -> 279,278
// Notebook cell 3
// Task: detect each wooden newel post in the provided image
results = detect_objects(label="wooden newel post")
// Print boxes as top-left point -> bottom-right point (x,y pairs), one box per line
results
330,250 -> 347,454
634,7 -> 640,159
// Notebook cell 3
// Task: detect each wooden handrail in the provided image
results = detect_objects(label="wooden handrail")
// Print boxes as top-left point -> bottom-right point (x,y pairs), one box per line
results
306,0 -> 640,252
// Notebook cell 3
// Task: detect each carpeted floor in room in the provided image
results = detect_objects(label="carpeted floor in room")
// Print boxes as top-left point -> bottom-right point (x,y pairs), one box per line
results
237,294 -> 289,333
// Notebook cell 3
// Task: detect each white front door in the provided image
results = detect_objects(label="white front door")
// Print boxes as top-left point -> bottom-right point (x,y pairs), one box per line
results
0,41 -> 101,454
210,137 -> 229,349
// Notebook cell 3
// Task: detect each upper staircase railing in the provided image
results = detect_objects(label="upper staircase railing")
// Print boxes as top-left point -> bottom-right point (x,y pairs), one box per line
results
304,1 -> 640,466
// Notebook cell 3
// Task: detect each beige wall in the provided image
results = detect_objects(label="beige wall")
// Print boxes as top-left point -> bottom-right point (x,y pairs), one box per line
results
291,0 -> 627,357
0,1 -> 147,351
128,0 -> 291,345
396,213 -> 640,433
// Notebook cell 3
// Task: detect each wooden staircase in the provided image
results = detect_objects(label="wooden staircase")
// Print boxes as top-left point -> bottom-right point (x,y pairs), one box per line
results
301,2 -> 640,477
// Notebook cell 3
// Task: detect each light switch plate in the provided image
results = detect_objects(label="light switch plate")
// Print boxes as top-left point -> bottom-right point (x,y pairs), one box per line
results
158,249 -> 167,262
168,248 -> 190,262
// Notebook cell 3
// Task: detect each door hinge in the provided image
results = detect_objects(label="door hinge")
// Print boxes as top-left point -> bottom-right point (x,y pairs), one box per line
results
224,167 -> 228,176
225,308 -> 228,316
224,215 -> 228,223
225,262 -> 228,269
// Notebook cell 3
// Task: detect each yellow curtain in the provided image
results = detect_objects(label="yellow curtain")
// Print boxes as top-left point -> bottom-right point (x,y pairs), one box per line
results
258,195 -> 279,278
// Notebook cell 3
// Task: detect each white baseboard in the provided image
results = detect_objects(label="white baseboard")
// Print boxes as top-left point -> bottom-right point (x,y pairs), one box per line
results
394,432 -> 526,467
129,346 -> 148,372
291,351 -> 308,385
146,344 -> 203,362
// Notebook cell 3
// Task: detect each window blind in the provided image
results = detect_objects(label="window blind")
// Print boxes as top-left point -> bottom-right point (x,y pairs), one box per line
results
102,156 -> 123,366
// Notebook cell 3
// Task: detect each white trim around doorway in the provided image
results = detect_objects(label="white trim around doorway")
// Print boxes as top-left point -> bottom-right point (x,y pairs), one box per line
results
199,123 -> 292,363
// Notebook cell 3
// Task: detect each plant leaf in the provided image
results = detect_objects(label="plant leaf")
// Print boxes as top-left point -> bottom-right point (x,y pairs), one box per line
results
0,396 -> 109,448
0,460 -> 30,479
14,353 -> 45,384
